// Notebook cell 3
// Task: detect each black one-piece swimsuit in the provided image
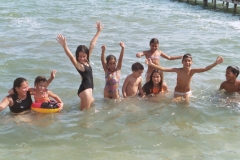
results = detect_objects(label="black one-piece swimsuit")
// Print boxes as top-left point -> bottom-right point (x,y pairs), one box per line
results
76,64 -> 94,95
9,91 -> 32,113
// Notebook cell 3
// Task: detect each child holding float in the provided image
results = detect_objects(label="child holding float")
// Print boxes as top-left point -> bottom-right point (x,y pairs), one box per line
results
8,70 -> 63,113
101,42 -> 125,99
30,70 -> 64,113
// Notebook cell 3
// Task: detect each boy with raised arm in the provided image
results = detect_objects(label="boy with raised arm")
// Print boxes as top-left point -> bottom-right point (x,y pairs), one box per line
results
146,53 -> 223,103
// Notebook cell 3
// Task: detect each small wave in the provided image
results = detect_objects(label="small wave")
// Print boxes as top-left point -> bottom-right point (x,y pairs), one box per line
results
228,21 -> 240,30
11,17 -> 40,28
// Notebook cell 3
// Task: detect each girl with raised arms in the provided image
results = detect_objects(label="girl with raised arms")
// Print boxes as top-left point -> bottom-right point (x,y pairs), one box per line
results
57,21 -> 103,110
101,42 -> 124,99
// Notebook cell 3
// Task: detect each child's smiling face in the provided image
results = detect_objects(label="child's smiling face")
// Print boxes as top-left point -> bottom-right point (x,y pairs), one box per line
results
36,81 -> 47,92
107,59 -> 117,71
182,57 -> 193,69
149,42 -> 159,52
152,72 -> 161,85
78,51 -> 88,63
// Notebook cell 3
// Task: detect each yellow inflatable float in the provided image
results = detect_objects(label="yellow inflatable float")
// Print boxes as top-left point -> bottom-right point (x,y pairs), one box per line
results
31,101 -> 60,113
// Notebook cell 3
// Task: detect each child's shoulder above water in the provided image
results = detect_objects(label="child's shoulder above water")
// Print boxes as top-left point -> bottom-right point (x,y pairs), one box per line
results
220,65 -> 240,93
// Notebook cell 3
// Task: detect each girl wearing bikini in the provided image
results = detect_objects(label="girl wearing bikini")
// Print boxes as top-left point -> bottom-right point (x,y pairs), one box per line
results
57,21 -> 103,110
142,69 -> 168,96
101,42 -> 125,99
28,74 -> 63,110
136,38 -> 182,82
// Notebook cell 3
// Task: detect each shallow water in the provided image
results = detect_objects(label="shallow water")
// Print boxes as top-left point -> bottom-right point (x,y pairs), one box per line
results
0,0 -> 240,159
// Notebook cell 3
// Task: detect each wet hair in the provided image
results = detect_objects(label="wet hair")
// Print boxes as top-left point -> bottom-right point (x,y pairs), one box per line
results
34,76 -> 47,86
142,69 -> 164,95
150,69 -> 163,90
149,38 -> 159,45
227,66 -> 239,77
13,77 -> 27,95
106,54 -> 117,64
75,45 -> 90,63
131,62 -> 144,71
182,53 -> 192,61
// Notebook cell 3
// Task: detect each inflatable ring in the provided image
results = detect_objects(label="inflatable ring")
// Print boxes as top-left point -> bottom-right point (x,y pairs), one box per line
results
31,101 -> 60,113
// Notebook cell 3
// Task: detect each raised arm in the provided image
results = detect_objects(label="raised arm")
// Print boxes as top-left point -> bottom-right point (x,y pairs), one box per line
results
101,45 -> 108,71
161,51 -> 183,60
192,56 -> 223,73
89,21 -> 103,56
145,58 -> 178,72
117,42 -> 125,70
46,70 -> 57,87
56,34 -> 78,68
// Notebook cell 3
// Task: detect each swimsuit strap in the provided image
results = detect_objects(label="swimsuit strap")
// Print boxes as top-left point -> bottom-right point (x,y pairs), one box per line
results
149,50 -> 160,60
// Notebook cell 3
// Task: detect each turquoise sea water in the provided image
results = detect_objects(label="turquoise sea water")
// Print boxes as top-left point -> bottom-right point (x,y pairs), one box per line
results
0,0 -> 240,159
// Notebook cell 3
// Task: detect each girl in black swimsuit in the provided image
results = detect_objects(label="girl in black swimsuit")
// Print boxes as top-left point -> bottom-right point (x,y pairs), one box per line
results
57,21 -> 103,111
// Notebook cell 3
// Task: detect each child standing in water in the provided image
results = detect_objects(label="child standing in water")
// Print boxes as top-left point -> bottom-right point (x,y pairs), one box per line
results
136,38 -> 182,82
29,72 -> 64,110
142,69 -> 168,96
146,53 -> 223,103
57,21 -> 103,110
122,62 -> 145,98
219,66 -> 240,93
101,42 -> 125,99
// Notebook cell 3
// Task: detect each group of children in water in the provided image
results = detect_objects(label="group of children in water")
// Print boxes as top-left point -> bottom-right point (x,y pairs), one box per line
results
1,21 -> 239,113
55,21 -> 228,110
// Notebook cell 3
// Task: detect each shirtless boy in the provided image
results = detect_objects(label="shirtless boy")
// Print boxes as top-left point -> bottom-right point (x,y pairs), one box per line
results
122,62 -> 144,98
219,66 -> 240,93
146,53 -> 224,103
